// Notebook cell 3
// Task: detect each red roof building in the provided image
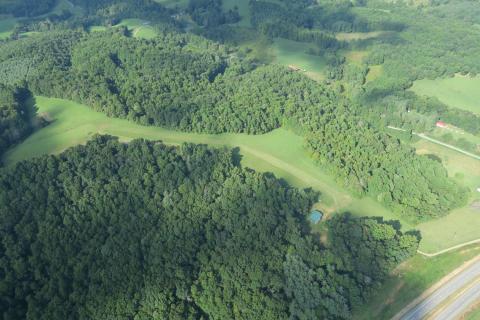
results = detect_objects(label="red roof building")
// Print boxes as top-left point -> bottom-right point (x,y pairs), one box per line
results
436,121 -> 447,128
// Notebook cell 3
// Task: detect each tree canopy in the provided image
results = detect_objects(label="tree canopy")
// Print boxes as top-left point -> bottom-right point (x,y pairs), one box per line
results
0,136 -> 419,319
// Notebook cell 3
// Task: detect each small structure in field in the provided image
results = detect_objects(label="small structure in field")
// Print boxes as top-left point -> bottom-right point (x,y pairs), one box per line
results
436,121 -> 448,128
309,210 -> 323,224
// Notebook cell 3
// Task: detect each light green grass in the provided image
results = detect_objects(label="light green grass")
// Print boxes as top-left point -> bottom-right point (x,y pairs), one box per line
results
5,97 -> 480,253
411,74 -> 480,115
414,139 -> 480,253
117,19 -> 157,39
4,96 -> 401,225
366,65 -> 383,82
88,26 -> 107,32
355,244 -> 480,320
272,38 -> 327,81
0,17 -> 17,40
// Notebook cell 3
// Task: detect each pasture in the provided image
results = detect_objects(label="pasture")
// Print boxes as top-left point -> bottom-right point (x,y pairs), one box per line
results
411,74 -> 480,115
272,38 -> 326,81
6,97 -> 480,252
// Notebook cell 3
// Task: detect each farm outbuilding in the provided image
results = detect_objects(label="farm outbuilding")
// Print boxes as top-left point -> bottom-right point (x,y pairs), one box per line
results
436,121 -> 447,128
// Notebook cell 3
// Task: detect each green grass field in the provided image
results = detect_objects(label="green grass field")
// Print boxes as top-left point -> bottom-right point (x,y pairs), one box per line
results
154,0 -> 189,9
272,38 -> 327,81
5,97 -> 480,253
354,244 -> 480,319
411,74 -> 480,115
414,139 -> 480,253
0,16 -> 17,40
117,19 -> 157,39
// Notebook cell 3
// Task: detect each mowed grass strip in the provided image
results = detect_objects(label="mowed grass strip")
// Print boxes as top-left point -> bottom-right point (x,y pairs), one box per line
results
410,74 -> 480,115
6,97 -> 480,252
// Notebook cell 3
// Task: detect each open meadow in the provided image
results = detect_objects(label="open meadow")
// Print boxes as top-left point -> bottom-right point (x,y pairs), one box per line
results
272,38 -> 326,81
5,96 -> 480,253
411,74 -> 480,115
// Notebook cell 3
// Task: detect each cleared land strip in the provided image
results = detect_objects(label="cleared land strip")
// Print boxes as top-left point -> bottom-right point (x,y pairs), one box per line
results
393,255 -> 480,320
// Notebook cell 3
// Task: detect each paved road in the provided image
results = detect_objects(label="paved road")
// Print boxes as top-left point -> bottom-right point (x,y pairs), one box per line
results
399,258 -> 480,320
434,279 -> 480,320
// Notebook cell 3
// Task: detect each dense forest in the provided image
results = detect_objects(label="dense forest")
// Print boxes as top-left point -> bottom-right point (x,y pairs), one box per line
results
0,84 -> 35,158
0,137 -> 419,319
0,0 -> 56,17
0,26 -> 467,219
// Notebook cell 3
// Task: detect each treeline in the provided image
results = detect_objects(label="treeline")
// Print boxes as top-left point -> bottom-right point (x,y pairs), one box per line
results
250,1 -> 343,50
0,136 -> 419,319
0,29 -> 467,219
187,0 -> 240,27
0,0 -> 56,17
0,84 -> 35,158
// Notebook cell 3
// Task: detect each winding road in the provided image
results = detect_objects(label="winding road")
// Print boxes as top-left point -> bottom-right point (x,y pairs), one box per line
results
394,256 -> 480,320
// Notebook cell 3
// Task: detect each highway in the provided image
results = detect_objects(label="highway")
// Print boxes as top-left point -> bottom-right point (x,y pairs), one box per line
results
434,279 -> 480,320
397,257 -> 480,320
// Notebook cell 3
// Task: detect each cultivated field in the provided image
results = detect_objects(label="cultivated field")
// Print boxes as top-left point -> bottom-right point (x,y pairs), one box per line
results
335,31 -> 385,41
6,97 -> 480,253
411,74 -> 480,115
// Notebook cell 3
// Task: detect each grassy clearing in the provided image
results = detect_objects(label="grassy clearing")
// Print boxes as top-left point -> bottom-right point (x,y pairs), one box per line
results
4,97 -> 399,225
354,244 -> 480,320
414,139 -> 480,253
272,38 -> 326,81
335,31 -> 385,41
366,65 -> 383,82
117,19 -> 157,39
344,50 -> 368,65
411,74 -> 480,115
223,0 -> 251,27
0,16 -> 17,40
5,97 -> 480,252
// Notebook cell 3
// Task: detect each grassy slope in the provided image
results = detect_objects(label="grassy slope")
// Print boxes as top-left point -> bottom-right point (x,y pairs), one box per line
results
0,16 -> 17,40
354,244 -> 480,320
272,38 -> 326,81
5,96 -> 480,253
411,74 -> 480,115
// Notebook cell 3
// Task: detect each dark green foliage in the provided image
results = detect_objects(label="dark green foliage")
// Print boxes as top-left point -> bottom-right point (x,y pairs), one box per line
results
0,0 -> 56,17
250,1 -> 342,50
187,0 -> 240,27
0,27 -> 467,218
0,136 -> 419,319
0,85 -> 35,157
